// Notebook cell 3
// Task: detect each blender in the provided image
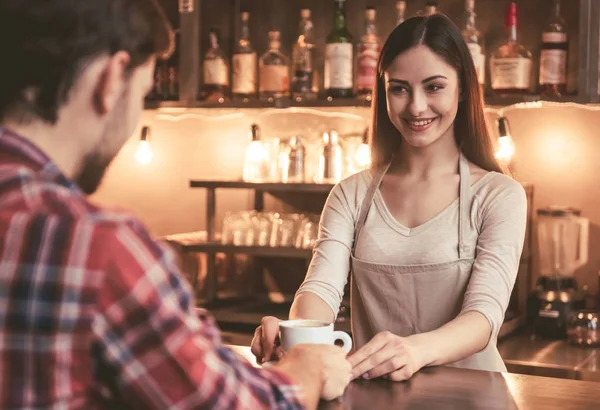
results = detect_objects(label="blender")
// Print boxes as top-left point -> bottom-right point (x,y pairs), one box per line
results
529,206 -> 589,338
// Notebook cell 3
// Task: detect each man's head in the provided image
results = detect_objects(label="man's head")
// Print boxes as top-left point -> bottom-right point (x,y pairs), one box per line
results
0,0 -> 173,194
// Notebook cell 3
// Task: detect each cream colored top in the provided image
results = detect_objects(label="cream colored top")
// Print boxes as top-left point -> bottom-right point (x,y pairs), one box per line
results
296,168 -> 528,341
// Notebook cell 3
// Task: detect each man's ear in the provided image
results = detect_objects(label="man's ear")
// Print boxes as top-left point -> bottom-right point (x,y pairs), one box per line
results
92,51 -> 131,114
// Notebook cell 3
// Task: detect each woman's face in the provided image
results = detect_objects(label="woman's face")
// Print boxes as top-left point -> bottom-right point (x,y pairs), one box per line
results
384,44 -> 460,150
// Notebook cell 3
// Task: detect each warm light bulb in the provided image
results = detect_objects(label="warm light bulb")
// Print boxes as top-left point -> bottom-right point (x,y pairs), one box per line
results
246,140 -> 268,161
495,135 -> 515,164
354,143 -> 371,169
135,140 -> 154,164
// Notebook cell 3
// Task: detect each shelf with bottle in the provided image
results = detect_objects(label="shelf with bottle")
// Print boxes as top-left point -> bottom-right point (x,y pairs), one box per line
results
146,0 -> 593,110
143,93 -> 588,110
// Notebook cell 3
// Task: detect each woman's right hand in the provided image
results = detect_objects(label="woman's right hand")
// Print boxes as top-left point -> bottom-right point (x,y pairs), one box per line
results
250,316 -> 283,364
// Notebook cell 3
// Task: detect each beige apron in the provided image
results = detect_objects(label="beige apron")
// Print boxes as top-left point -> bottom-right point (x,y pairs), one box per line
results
350,154 -> 506,372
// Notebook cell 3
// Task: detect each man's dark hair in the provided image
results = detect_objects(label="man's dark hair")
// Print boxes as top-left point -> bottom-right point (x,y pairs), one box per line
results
0,0 -> 173,124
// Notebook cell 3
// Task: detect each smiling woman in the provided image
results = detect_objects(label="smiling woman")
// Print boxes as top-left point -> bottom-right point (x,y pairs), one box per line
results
252,14 -> 528,384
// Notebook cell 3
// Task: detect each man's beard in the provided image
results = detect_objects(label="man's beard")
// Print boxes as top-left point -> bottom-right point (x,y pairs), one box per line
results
75,87 -> 130,195
74,150 -> 113,195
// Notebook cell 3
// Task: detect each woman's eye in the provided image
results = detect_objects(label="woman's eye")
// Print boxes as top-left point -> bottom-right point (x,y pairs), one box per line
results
427,84 -> 444,92
390,86 -> 408,94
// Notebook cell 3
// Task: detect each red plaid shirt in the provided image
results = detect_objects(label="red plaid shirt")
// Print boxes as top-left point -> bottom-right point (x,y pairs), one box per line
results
0,127 -> 304,410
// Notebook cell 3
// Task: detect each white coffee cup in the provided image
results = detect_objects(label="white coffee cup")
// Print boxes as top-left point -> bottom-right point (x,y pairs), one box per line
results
279,319 -> 353,353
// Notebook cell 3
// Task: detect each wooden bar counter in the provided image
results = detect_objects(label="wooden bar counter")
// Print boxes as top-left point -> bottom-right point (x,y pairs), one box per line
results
228,346 -> 600,409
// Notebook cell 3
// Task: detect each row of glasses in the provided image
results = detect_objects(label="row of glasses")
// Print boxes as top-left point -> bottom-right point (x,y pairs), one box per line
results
221,211 -> 319,249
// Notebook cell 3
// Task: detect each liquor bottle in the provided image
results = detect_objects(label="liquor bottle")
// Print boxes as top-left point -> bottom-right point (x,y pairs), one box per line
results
462,0 -> 485,91
396,1 -> 406,26
232,12 -> 257,100
259,31 -> 290,101
356,7 -> 380,100
165,29 -> 180,101
325,0 -> 354,99
539,0 -> 568,97
202,27 -> 229,102
291,9 -> 316,101
419,1 -> 439,16
315,130 -> 343,184
489,2 -> 532,94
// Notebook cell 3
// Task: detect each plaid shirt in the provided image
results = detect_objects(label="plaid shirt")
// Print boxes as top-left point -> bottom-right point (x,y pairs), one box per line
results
0,127 -> 304,410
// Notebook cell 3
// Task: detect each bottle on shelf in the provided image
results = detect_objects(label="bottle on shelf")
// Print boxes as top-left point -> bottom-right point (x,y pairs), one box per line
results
462,0 -> 485,92
202,27 -> 229,102
259,31 -> 290,102
356,6 -> 381,101
325,0 -> 354,99
489,1 -> 532,95
396,1 -> 406,26
242,124 -> 270,183
232,12 -> 257,101
419,1 -> 439,16
164,29 -> 180,101
280,136 -> 306,183
291,9 -> 317,101
315,130 -> 343,184
539,0 -> 568,97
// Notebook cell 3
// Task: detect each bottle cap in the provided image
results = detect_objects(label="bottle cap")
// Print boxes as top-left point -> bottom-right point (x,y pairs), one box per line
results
366,7 -> 376,19
505,1 -> 518,28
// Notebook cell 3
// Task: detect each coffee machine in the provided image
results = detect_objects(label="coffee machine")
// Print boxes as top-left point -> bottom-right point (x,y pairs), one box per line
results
529,206 -> 589,338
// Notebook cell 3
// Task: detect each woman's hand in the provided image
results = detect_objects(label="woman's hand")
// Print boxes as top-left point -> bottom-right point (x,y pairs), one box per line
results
347,331 -> 427,381
250,316 -> 284,364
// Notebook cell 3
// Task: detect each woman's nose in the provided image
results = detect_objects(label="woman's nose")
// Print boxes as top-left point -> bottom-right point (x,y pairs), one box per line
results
407,90 -> 428,117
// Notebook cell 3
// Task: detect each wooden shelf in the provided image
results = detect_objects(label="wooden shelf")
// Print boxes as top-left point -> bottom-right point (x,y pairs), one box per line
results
145,97 -> 372,110
175,240 -> 313,258
189,179 -> 334,193
484,94 -> 587,106
145,95 -> 588,111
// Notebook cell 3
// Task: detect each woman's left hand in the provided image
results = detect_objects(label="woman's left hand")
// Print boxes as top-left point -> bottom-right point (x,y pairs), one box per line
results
347,331 -> 427,381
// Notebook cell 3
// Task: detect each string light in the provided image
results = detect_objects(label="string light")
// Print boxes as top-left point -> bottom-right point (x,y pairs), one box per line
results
149,101 -> 597,172
135,126 -> 154,164
151,100 -> 600,123
354,127 -> 372,169
495,117 -> 515,165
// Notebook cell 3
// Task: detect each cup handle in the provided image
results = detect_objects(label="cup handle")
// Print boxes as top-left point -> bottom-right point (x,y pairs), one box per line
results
332,331 -> 353,353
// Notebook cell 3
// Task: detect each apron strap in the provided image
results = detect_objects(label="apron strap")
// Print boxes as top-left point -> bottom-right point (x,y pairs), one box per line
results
458,153 -> 472,259
352,163 -> 391,254
351,153 -> 472,258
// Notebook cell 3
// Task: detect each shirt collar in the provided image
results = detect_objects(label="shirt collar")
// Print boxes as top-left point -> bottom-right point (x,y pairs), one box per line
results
0,126 -> 81,192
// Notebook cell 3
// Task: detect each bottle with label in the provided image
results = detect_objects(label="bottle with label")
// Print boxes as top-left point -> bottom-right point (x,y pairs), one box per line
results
462,0 -> 485,91
291,9 -> 316,101
259,31 -> 290,101
325,0 -> 354,99
490,2 -> 532,94
539,0 -> 568,97
232,12 -> 257,100
356,7 -> 381,101
202,27 -> 229,102
395,1 -> 406,26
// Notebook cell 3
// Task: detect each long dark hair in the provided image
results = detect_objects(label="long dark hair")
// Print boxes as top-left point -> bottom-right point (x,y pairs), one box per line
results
370,14 -> 503,173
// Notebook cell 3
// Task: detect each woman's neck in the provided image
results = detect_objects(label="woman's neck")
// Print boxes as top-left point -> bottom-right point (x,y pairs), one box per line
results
390,132 -> 460,179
